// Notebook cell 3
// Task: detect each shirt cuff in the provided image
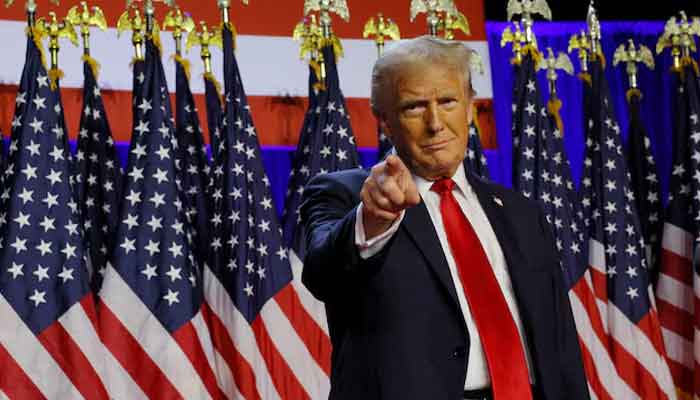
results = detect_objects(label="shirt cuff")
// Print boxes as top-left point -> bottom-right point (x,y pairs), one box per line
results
355,204 -> 405,259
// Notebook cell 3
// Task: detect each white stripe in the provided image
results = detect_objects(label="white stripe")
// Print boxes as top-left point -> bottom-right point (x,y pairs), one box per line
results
655,274 -> 694,314
587,385 -> 598,400
568,289 -> 639,400
99,265 -> 213,400
58,300 -> 147,400
211,347 -> 241,400
661,327 -> 694,369
583,270 -> 609,334
0,20 -> 493,99
588,239 -> 606,275
191,310 -> 219,381
608,303 -> 676,397
202,267 -> 282,400
661,222 -> 693,261
289,250 -> 329,335
264,298 -> 330,400
0,389 -> 8,400
0,294 -> 83,399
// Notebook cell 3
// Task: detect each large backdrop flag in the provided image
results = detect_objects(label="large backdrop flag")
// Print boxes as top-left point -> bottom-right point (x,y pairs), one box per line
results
174,55 -> 212,266
466,111 -> 490,179
203,22 -> 330,400
655,61 -> 700,399
579,53 -> 676,399
97,38 -> 224,400
75,55 -> 123,292
0,36 -> 110,399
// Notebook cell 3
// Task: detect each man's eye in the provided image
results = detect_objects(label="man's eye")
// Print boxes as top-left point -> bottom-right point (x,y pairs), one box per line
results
440,99 -> 458,108
404,104 -> 425,114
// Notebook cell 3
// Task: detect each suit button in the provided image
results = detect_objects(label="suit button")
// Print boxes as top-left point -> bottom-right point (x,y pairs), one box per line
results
451,346 -> 466,359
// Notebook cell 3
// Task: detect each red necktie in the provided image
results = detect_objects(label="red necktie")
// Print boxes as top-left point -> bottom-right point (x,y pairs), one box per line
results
431,179 -> 532,400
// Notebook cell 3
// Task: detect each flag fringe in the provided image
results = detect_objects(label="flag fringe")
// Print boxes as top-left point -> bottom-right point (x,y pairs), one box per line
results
547,98 -> 564,134
82,54 -> 101,80
48,68 -> 63,91
174,55 -> 191,81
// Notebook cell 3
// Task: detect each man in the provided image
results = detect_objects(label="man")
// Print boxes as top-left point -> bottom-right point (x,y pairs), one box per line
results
300,36 -> 589,400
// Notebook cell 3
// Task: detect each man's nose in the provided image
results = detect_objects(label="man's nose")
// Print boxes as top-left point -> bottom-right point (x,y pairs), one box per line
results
424,103 -> 444,134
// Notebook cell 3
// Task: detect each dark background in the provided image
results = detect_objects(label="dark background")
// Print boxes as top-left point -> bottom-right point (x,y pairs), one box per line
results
484,0 -> 700,21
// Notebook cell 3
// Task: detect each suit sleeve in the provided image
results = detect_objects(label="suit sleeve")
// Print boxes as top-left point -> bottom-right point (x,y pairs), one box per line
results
537,208 -> 591,400
299,173 -> 386,303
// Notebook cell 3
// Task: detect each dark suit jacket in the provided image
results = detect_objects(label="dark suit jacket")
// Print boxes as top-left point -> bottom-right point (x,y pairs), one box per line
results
300,165 -> 589,400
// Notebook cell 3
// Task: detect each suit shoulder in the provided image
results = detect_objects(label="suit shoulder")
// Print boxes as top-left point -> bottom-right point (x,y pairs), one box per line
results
470,174 -> 542,214
305,168 -> 369,196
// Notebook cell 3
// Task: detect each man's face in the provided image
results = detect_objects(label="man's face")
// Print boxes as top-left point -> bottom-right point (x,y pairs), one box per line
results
380,63 -> 473,181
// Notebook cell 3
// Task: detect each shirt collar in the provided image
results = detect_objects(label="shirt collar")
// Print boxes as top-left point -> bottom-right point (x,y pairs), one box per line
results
413,162 -> 471,198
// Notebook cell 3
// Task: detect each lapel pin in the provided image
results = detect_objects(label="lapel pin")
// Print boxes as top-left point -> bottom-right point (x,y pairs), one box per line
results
493,196 -> 503,207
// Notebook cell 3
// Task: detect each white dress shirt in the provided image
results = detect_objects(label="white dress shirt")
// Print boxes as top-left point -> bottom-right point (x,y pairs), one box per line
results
355,164 -> 534,390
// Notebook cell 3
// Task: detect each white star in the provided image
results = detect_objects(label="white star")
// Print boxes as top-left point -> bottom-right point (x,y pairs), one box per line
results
138,98 -> 152,113
25,140 -> 40,156
10,237 -> 27,254
626,287 -> 639,300
33,265 -> 50,282
243,282 -> 254,296
120,238 -> 136,254
132,143 -> 148,159
21,164 -> 38,180
28,290 -> 47,307
144,240 -> 160,256
166,265 -> 182,281
61,243 -> 77,259
29,117 -> 44,133
171,222 -> 184,235
163,289 -> 180,306
153,168 -> 169,184
46,169 -> 62,185
39,216 -> 55,232
13,212 -> 31,229
276,247 -> 288,260
43,192 -> 59,209
35,240 -> 52,256
168,242 -> 183,258
129,167 -> 145,182
141,264 -> 158,280
8,262 -> 24,279
155,145 -> 170,160
58,267 -> 74,283
33,95 -> 46,110
65,220 -> 79,236
150,192 -> 166,208
320,146 -> 331,157
626,266 -> 638,278
147,216 -> 163,232
125,190 -> 142,206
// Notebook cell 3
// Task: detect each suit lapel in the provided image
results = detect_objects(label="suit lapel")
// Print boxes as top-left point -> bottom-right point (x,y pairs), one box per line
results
401,201 -> 461,310
465,173 -> 536,307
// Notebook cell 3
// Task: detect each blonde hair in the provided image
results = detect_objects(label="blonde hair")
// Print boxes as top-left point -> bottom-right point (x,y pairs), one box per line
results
370,35 -> 475,116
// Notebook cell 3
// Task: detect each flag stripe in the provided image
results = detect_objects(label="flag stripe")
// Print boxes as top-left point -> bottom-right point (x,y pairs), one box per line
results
661,327 -> 694,369
666,356 -> 693,395
570,281 -> 639,399
273,284 -> 332,375
251,317 -> 311,400
0,344 -> 45,400
100,266 -> 212,399
0,294 -> 83,399
98,302 -> 182,400
658,249 -> 694,285
203,268 -> 281,400
289,251 -> 330,335
576,336 -> 614,400
38,314 -> 109,400
656,273 -> 695,316
172,321 -> 226,400
203,302 -> 262,400
661,223 -> 694,260
657,299 -> 695,341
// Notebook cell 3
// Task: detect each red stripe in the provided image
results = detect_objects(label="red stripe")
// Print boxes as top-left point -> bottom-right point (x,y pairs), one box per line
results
637,312 -> 672,364
666,357 -> 693,395
273,284 -> 332,376
694,360 -> 700,398
251,317 -> 310,400
656,298 -> 694,341
659,248 -> 693,284
577,337 -> 614,400
98,302 -> 182,400
80,296 -> 100,332
202,302 -> 262,400
0,2 -> 488,40
0,85 -> 498,150
171,318 -> 227,400
607,322 -> 670,400
0,344 -> 46,400
38,318 -> 109,400
572,276 -> 612,352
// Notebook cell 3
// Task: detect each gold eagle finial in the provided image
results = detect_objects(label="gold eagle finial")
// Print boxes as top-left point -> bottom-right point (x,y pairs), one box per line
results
363,13 -> 400,57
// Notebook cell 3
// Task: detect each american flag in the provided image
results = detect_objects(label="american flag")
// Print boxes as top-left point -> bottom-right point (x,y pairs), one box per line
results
174,56 -> 212,265
510,51 -> 615,397
579,57 -> 675,399
655,63 -> 700,399
624,90 -> 662,277
204,73 -> 223,166
0,128 -> 5,191
466,119 -> 490,179
75,56 -> 123,291
0,37 -> 109,399
203,24 -> 331,399
97,39 -> 224,399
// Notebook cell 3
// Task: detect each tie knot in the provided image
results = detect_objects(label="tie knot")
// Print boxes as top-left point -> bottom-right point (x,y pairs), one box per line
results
430,178 -> 456,194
